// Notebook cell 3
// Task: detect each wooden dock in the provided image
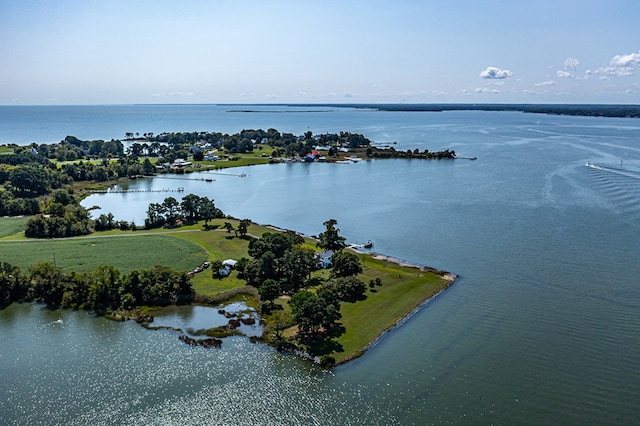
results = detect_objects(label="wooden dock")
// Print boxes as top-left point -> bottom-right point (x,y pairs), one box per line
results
93,187 -> 185,194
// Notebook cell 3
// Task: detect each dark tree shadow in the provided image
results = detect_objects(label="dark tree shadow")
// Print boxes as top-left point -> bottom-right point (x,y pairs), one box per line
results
260,304 -> 284,314
297,323 -> 346,356
300,336 -> 344,356
343,292 -> 368,303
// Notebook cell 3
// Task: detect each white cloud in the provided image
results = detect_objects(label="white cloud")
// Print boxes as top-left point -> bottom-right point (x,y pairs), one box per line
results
152,91 -> 195,97
564,57 -> 580,70
590,50 -> 640,77
474,87 -> 500,94
479,66 -> 512,79
557,70 -> 574,78
610,51 -> 640,67
534,80 -> 555,87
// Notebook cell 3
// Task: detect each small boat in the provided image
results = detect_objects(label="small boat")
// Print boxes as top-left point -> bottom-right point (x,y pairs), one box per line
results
363,240 -> 373,249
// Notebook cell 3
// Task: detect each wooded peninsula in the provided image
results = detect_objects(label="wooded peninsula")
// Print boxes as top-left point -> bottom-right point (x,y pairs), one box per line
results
0,128 -> 456,366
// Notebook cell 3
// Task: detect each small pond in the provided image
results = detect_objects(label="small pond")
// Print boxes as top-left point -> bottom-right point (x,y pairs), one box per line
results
149,303 -> 263,338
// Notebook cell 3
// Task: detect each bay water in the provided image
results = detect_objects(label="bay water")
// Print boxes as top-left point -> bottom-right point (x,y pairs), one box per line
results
1,106 -> 639,424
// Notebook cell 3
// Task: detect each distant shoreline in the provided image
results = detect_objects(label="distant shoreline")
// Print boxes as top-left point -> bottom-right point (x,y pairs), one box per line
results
286,103 -> 640,119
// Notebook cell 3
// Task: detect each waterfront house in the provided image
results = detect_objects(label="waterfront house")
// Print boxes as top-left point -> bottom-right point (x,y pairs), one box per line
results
171,158 -> 192,168
316,250 -> 334,268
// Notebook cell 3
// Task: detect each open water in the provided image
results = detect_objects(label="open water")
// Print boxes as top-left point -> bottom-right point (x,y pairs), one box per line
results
2,105 -> 640,424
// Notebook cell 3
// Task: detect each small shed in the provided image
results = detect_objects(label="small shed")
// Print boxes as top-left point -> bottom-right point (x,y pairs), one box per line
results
222,259 -> 237,268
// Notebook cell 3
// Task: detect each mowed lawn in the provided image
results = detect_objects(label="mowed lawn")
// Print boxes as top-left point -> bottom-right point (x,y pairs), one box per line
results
332,254 -> 452,362
170,220 -> 291,294
0,216 -> 29,239
0,234 -> 208,273
0,218 -> 287,295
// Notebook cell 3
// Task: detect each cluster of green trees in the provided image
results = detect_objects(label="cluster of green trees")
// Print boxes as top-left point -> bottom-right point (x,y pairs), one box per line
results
236,219 -> 369,342
0,127 -> 375,220
237,231 -> 316,293
24,189 -> 93,238
0,162 -> 71,216
0,262 -> 193,311
127,128 -> 371,158
145,194 -> 223,228
52,136 -> 125,161
366,147 -> 456,159
22,191 -> 221,238
61,157 -> 155,182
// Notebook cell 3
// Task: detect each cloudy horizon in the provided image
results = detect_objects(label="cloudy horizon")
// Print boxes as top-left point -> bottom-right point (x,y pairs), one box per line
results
1,0 -> 639,105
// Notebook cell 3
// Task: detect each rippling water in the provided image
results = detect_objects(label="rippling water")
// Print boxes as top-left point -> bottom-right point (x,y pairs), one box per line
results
3,106 -> 640,424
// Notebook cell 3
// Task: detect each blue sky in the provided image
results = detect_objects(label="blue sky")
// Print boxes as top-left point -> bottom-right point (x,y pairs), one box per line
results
1,0 -> 639,105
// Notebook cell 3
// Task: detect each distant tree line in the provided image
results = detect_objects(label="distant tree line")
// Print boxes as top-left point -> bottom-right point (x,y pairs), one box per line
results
144,194 -> 224,229
333,103 -> 640,118
21,191 -> 224,238
129,128 -> 371,157
0,262 -> 193,311
366,147 -> 456,159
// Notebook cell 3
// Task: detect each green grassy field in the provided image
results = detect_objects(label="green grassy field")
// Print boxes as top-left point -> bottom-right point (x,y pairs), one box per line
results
0,216 -> 28,238
0,215 -> 453,364
0,234 -> 207,273
332,254 -> 451,362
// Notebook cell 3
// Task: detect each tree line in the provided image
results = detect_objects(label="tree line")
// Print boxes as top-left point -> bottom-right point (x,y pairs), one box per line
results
0,127 -> 373,218
0,262 -> 193,312
145,194 -> 224,229
22,190 -> 225,239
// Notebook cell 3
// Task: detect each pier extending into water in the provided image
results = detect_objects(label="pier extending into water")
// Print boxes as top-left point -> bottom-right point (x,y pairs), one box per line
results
93,187 -> 185,194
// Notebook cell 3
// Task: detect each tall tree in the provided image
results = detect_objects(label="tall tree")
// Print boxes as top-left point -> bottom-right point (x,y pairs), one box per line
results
330,251 -> 363,278
162,197 -> 180,225
258,278 -> 281,308
199,197 -> 218,227
317,219 -> 346,251
223,222 -> 235,234
181,194 -> 201,222
237,219 -> 250,237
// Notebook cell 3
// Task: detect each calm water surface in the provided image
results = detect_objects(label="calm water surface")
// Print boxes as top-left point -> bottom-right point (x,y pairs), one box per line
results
2,106 -> 640,424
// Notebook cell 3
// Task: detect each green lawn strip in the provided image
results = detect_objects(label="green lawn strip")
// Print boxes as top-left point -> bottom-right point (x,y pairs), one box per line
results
329,254 -> 451,363
0,216 -> 28,239
170,219 -> 287,295
0,234 -> 207,273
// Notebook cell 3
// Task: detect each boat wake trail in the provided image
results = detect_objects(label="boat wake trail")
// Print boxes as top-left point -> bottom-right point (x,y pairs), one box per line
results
585,162 -> 640,220
585,162 -> 640,180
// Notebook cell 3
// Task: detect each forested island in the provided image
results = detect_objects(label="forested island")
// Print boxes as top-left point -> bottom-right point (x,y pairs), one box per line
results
0,127 -> 456,366
293,103 -> 640,118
